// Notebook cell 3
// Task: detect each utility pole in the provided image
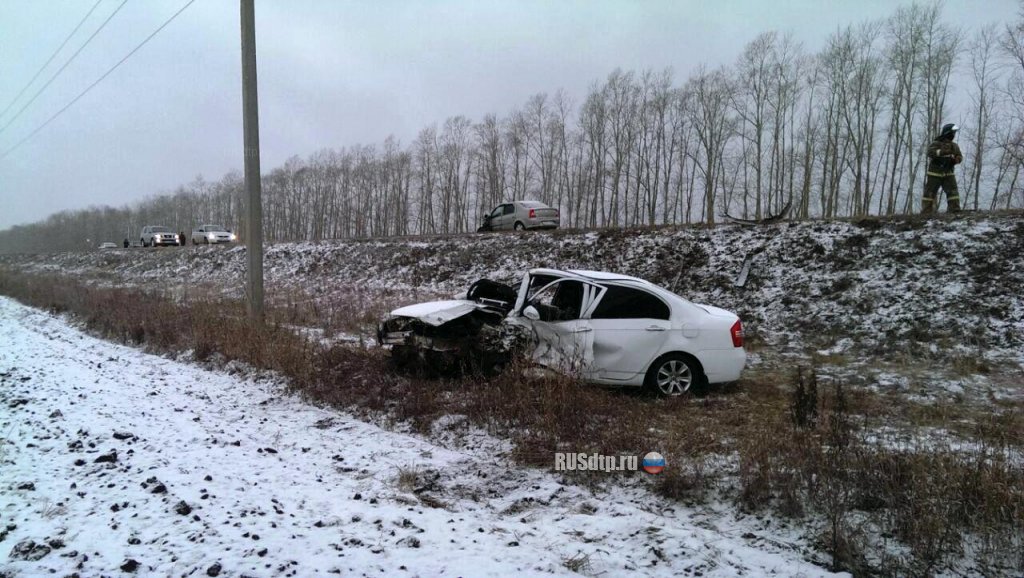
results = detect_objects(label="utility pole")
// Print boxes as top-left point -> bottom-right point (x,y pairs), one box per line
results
240,0 -> 263,322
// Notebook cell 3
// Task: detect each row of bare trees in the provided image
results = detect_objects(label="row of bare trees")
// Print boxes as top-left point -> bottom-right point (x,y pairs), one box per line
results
4,2 -> 1024,253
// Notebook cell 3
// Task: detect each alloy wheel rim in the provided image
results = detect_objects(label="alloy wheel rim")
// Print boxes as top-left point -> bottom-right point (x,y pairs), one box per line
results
656,360 -> 692,395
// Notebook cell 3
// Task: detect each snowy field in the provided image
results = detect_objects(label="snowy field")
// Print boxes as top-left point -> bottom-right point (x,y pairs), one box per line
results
0,296 -> 840,577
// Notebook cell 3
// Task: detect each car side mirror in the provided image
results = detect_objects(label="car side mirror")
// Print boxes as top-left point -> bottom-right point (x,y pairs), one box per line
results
523,305 -> 540,321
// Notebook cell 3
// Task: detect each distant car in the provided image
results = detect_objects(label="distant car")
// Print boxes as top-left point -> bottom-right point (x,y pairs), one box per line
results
379,269 -> 746,395
478,201 -> 560,232
140,226 -> 180,247
191,225 -> 236,245
98,242 -> 118,250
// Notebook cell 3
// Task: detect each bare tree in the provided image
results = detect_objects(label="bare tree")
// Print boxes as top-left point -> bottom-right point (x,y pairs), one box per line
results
964,25 -> 1002,210
688,66 -> 736,225
734,32 -> 776,219
579,82 -> 609,228
830,21 -> 888,217
505,108 -> 532,202
412,127 -> 438,234
768,33 -> 805,216
603,69 -> 640,227
999,2 -> 1024,171
473,114 -> 507,218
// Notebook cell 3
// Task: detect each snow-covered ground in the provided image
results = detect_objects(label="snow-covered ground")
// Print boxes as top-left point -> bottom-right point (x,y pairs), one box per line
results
0,296 -> 841,577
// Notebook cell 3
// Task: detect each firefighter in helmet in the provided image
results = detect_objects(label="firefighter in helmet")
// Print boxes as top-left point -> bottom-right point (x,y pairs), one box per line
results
922,123 -> 963,214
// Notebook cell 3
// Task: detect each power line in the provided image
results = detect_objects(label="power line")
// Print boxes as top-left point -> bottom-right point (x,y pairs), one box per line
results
0,0 -> 130,136
0,0 -> 196,161
0,0 -> 104,122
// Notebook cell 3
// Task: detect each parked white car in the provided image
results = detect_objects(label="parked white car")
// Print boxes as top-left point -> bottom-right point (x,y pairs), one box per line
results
379,269 -> 746,395
191,225 -> 236,245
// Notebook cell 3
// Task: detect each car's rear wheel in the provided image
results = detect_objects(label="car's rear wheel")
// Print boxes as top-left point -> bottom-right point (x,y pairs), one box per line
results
514,221 -> 525,231
645,353 -> 701,396
141,238 -> 147,248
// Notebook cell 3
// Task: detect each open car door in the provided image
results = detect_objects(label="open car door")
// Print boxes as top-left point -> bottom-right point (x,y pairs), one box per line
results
515,275 -> 606,376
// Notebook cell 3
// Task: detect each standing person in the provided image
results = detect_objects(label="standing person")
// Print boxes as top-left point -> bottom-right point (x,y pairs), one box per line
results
922,123 -> 963,214
123,238 -> 130,248
178,231 -> 186,246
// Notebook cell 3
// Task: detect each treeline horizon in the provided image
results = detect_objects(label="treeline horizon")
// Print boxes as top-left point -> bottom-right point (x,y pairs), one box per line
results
4,2 -> 1024,253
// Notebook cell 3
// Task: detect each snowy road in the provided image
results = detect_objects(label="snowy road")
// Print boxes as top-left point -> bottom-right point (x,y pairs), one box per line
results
0,296 -> 839,577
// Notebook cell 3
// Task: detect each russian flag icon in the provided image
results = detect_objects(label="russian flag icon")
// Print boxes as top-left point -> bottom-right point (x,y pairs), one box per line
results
642,452 -> 665,474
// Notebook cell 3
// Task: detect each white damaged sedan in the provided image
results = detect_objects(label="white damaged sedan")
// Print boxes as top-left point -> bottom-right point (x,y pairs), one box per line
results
378,269 -> 746,395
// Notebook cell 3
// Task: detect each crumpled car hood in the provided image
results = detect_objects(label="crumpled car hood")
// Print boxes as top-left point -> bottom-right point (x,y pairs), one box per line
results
388,299 -> 485,327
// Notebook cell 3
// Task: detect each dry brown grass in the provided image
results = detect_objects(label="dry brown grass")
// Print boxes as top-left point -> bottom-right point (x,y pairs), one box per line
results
727,374 -> 1024,575
267,284 -> 445,338
1,268 -> 1021,576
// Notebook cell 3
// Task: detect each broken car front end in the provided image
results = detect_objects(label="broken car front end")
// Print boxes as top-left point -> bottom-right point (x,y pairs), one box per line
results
377,280 -> 528,375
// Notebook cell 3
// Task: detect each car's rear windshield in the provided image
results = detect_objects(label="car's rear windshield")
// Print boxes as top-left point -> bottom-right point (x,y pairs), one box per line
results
518,201 -> 548,209
151,226 -> 171,232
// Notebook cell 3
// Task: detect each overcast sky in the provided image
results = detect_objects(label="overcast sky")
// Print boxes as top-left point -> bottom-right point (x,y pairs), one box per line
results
0,0 -> 1018,231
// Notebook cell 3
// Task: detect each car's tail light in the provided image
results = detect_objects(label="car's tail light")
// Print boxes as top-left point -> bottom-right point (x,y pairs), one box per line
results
730,319 -> 744,348
529,208 -> 536,218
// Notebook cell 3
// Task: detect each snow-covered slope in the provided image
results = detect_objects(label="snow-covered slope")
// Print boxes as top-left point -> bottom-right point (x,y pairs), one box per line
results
0,297 -> 840,576
4,213 -> 1023,362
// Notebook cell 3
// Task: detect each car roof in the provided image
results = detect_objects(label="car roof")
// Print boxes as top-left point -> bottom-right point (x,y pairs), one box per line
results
528,268 -> 651,285
526,268 -> 696,311
515,200 -> 549,208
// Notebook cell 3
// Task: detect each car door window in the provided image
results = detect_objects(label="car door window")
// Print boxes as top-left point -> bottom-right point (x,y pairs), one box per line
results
528,279 -> 607,321
502,204 -> 514,215
591,285 -> 670,320
525,274 -> 557,300
530,280 -> 585,321
490,206 -> 504,218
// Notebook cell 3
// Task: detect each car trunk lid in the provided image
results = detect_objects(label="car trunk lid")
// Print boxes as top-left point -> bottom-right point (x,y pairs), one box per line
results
693,303 -> 738,320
